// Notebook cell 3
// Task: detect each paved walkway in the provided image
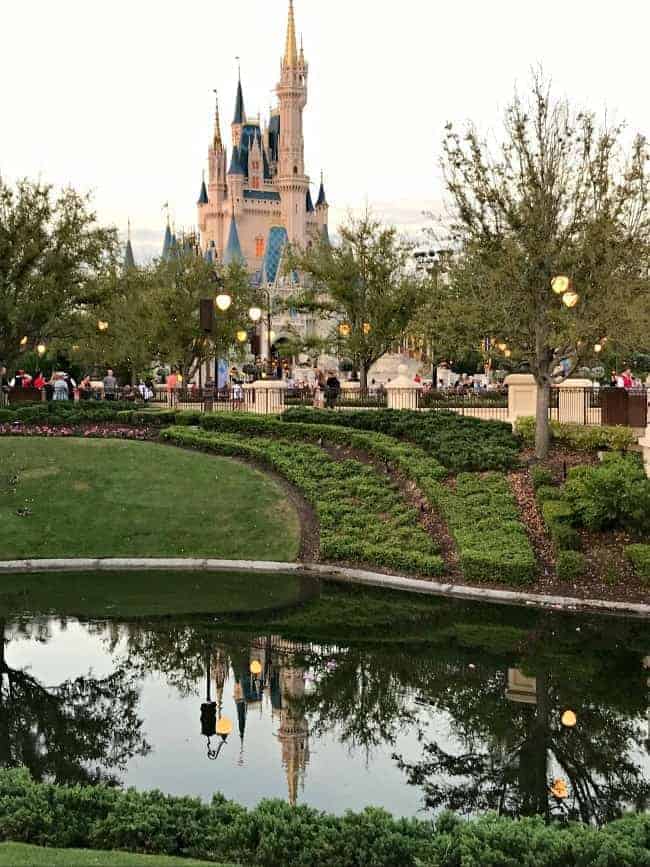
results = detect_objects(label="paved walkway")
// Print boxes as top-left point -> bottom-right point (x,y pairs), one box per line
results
1,558 -> 648,618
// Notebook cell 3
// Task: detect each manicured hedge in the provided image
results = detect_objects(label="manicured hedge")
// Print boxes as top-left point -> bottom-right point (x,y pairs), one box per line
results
516,417 -> 638,451
0,403 -> 159,425
282,407 -> 521,472
2,770 -> 650,867
162,426 -> 444,576
556,550 -> 587,581
432,474 -> 536,585
165,413 -> 536,586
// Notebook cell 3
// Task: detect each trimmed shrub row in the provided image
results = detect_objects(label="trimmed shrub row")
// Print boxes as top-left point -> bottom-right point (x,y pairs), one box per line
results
164,412 -> 536,587
161,426 -> 444,576
516,417 -> 638,452
2,770 -> 650,867
0,402 -> 157,425
431,474 -> 537,585
282,407 -> 521,473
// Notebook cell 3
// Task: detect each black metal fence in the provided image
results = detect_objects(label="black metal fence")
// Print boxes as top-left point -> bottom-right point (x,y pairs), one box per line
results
417,388 -> 509,420
150,387 -> 246,412
285,387 -> 388,409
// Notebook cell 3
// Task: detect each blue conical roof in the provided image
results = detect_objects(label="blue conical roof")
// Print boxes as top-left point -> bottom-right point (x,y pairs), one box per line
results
224,216 -> 245,265
233,78 -> 245,125
321,222 -> 330,245
162,224 -> 173,259
124,239 -> 135,269
316,178 -> 327,207
228,146 -> 245,176
306,189 -> 314,213
198,179 -> 209,205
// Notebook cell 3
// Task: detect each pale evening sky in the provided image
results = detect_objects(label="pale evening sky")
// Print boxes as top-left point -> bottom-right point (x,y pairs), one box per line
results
2,0 -> 650,260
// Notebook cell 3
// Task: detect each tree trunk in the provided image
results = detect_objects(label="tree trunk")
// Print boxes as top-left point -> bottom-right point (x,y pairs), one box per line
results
535,375 -> 551,460
360,363 -> 368,392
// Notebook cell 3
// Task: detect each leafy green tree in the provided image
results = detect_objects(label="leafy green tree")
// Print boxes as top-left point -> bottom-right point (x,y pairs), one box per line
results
287,213 -> 426,389
437,73 -> 650,457
0,179 -> 118,371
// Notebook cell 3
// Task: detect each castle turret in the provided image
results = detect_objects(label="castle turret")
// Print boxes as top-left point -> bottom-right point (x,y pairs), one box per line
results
208,92 -> 227,205
276,0 -> 309,247
224,214 -> 245,265
248,131 -> 263,190
277,661 -> 309,807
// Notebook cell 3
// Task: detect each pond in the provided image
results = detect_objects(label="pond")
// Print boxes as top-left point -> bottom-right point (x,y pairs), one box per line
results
1,572 -> 649,825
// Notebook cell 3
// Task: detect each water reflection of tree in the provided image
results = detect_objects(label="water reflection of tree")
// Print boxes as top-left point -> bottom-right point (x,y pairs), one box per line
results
296,636 -> 650,825
0,620 -> 150,785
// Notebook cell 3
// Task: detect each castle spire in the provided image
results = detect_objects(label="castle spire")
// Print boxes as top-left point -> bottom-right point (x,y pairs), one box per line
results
212,90 -> 223,150
316,171 -> 327,207
283,0 -> 298,67
224,213 -> 244,265
233,67 -> 245,125
198,170 -> 209,205
124,219 -> 135,269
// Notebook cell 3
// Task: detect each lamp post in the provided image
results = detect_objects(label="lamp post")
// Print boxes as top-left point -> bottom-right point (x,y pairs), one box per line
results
200,651 -> 234,760
249,286 -> 273,377
214,291 -> 232,388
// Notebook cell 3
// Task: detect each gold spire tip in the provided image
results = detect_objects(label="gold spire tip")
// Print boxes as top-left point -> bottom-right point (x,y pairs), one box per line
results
284,0 -> 298,67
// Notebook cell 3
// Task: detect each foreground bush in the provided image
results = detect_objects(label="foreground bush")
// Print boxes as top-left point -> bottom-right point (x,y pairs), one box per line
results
516,417 -> 638,452
283,407 -> 521,472
1,770 -> 650,867
0,402 -> 158,426
564,454 -> 650,534
627,545 -> 650,583
162,426 -> 444,576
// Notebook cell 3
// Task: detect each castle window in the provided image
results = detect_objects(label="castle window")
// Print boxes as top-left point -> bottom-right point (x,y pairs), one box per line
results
293,165 -> 298,175
252,161 -> 260,171
251,177 -> 260,189
255,236 -> 265,257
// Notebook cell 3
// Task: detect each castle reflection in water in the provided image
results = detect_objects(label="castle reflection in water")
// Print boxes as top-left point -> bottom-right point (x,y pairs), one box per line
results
207,637 -> 311,806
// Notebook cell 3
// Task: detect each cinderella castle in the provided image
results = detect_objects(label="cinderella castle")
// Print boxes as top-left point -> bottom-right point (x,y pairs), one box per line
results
196,0 -> 329,269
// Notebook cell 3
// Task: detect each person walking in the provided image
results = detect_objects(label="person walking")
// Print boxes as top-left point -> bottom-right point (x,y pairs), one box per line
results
103,369 -> 117,401
325,370 -> 341,409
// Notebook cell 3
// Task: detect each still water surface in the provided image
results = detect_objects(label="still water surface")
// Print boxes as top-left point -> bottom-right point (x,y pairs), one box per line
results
2,580 -> 650,824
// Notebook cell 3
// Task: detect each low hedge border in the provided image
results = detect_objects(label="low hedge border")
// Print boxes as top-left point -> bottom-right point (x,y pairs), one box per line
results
161,426 -> 444,577
0,402 -> 155,425
2,770 -> 650,867
515,417 -> 638,452
163,414 -> 536,587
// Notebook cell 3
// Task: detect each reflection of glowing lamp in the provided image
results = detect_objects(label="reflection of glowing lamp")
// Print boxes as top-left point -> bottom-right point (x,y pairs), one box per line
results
562,291 -> 579,309
19,336 -> 28,347
550,779 -> 569,799
561,709 -> 577,728
216,294 -> 232,312
362,322 -> 372,335
36,343 -> 47,356
339,323 -> 351,337
248,306 -> 262,323
216,716 -> 233,739
551,275 -> 570,295
236,330 -> 248,343
250,660 -> 262,676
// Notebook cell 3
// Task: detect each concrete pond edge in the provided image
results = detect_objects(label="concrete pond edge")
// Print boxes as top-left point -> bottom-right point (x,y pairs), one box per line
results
0,558 -> 648,619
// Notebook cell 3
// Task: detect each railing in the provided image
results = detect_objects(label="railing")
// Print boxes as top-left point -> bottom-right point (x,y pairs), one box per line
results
417,388 -> 509,420
285,387 -> 388,409
150,387 -> 246,412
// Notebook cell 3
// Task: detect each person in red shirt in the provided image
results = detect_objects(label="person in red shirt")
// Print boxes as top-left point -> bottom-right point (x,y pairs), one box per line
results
33,371 -> 46,390
622,367 -> 634,390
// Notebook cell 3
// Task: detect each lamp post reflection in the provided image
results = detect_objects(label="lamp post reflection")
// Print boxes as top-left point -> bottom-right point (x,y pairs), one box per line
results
200,650 -> 233,760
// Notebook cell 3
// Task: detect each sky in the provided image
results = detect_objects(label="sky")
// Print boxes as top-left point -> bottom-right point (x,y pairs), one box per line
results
2,0 -> 650,260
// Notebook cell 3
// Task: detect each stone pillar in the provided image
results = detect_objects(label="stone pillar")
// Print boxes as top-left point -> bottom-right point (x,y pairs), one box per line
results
385,364 -> 421,410
555,378 -> 593,424
243,380 -> 287,415
504,374 -> 537,424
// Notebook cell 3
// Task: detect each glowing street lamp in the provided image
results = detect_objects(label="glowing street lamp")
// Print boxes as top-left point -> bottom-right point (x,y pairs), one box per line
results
562,291 -> 579,309
338,323 -> 351,337
216,716 -> 233,739
36,343 -> 47,357
561,709 -> 577,728
236,330 -> 248,344
248,306 -> 262,323
594,344 -> 603,354
551,275 -> 571,295
216,293 -> 232,312
19,336 -> 28,347
250,660 -> 263,676
97,320 -> 109,332
362,322 -> 372,335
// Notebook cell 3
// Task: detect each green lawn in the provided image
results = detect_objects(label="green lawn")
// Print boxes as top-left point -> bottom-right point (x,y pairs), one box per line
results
0,570 -> 315,619
0,842 -> 232,865
0,438 -> 300,562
